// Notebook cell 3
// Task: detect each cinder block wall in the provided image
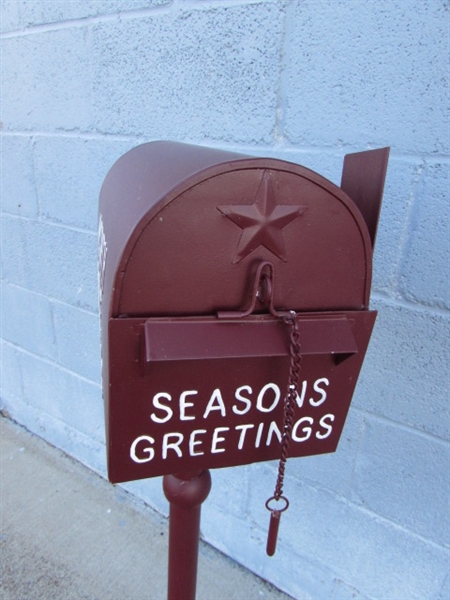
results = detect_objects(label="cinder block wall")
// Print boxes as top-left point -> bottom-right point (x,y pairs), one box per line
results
1,1 -> 449,598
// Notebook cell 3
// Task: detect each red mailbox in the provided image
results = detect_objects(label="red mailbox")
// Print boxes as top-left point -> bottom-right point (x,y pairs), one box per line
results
99,142 -> 388,486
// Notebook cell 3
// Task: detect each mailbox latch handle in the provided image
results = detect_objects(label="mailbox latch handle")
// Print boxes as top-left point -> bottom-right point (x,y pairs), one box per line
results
217,260 -> 291,320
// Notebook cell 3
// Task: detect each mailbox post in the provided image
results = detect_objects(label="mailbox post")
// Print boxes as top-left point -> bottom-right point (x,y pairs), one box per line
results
99,141 -> 388,599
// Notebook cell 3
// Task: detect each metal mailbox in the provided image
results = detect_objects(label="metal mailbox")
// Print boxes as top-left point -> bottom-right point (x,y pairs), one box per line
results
99,141 -> 388,485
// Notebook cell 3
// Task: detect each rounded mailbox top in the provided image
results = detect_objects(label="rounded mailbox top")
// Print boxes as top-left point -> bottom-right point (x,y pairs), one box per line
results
98,142 -> 373,322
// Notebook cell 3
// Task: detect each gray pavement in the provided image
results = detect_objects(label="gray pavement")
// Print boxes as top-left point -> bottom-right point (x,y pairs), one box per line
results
0,416 -> 292,600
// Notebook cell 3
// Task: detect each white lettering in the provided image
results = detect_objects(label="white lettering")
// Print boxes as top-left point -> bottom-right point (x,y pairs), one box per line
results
211,427 -> 229,453
266,421 -> 282,445
151,392 -> 173,424
296,380 -> 308,408
232,385 -> 252,415
203,389 -> 227,419
162,432 -> 183,458
316,413 -> 335,439
256,383 -> 280,413
310,378 -> 329,407
235,423 -> 254,449
97,215 -> 107,301
189,429 -> 206,456
130,435 -> 155,463
292,416 -> 313,442
180,390 -> 197,421
255,422 -> 264,448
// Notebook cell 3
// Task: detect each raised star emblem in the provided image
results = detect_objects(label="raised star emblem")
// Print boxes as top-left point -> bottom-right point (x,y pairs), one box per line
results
218,171 -> 307,263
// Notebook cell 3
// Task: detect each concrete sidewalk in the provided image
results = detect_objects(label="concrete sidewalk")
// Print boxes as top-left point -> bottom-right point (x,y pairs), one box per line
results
0,416 -> 292,600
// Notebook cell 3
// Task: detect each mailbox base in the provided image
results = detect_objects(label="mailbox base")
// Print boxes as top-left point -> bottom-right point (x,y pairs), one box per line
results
163,470 -> 212,600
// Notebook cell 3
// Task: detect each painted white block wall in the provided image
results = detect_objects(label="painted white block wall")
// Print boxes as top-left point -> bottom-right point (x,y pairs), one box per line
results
1,1 -> 449,598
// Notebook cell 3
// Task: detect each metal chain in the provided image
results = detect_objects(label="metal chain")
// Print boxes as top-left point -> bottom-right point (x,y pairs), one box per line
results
265,310 -> 301,556
274,311 -> 301,499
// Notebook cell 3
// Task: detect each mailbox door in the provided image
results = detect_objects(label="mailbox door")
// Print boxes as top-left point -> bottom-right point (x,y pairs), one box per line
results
106,311 -> 375,484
